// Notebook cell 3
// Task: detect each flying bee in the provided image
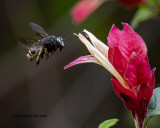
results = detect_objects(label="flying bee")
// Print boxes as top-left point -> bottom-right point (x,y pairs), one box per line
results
19,22 -> 71,65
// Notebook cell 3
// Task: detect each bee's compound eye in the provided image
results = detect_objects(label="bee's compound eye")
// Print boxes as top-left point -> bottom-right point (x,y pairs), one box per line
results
56,37 -> 61,43
56,37 -> 64,47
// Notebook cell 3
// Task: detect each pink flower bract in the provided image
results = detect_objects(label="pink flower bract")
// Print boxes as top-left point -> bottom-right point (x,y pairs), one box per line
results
108,23 -> 155,127
71,0 -> 104,24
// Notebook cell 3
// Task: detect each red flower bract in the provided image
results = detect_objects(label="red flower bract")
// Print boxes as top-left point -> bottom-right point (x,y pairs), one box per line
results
107,23 -> 155,127
71,0 -> 104,24
119,0 -> 146,7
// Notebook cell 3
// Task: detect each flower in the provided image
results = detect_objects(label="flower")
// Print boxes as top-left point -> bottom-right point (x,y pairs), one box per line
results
64,23 -> 155,127
70,0 -> 104,24
70,0 -> 147,24
119,0 -> 146,7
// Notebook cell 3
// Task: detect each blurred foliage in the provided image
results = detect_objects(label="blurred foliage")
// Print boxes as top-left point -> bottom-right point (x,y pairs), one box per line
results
131,6 -> 154,29
98,119 -> 119,128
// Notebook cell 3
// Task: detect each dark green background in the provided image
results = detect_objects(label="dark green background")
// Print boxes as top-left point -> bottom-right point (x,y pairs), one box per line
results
0,0 -> 159,127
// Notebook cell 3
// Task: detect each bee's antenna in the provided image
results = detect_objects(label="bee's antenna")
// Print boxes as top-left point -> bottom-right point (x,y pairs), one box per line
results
63,38 -> 72,47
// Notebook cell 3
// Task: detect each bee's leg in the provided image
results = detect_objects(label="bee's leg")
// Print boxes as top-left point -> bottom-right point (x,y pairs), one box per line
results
36,50 -> 43,65
51,48 -> 57,55
44,48 -> 49,60
60,47 -> 63,52
41,51 -> 44,59
36,56 -> 40,65
51,49 -> 56,54
54,48 -> 57,52
51,51 -> 54,55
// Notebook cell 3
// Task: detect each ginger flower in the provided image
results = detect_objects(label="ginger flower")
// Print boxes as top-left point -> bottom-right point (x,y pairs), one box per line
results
64,23 -> 155,127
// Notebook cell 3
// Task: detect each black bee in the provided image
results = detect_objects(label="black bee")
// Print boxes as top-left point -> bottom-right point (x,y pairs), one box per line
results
19,22 -> 71,65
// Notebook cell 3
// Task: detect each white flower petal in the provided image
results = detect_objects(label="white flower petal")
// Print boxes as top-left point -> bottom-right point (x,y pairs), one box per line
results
83,29 -> 109,59
78,33 -> 126,88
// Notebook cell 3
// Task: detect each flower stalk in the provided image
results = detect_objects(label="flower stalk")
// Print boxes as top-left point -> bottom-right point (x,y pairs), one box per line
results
134,119 -> 140,128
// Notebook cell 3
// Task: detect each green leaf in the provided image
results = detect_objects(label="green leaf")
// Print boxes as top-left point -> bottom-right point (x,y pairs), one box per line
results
148,0 -> 158,4
98,119 -> 119,128
147,87 -> 160,118
131,6 -> 153,29
143,87 -> 160,128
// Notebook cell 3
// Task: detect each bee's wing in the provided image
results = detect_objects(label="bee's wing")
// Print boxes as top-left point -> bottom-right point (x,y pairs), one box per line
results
19,37 -> 41,49
29,22 -> 48,37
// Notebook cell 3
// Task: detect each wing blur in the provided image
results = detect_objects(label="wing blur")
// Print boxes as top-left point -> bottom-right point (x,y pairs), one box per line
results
29,22 -> 48,37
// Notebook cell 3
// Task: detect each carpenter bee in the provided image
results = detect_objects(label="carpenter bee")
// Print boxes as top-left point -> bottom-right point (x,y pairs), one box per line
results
19,22 -> 71,65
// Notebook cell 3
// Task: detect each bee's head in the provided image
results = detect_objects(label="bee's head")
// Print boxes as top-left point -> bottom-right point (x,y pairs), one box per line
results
56,37 -> 64,47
